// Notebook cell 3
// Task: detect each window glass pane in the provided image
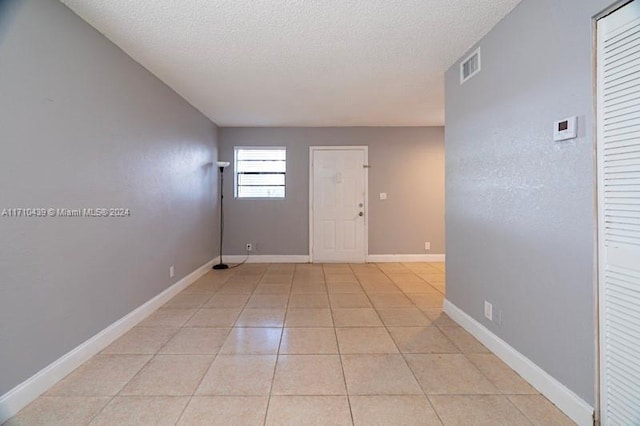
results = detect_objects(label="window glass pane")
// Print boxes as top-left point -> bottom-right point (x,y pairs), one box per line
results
237,149 -> 286,161
238,186 -> 285,198
237,173 -> 285,186
234,147 -> 286,199
237,160 -> 286,173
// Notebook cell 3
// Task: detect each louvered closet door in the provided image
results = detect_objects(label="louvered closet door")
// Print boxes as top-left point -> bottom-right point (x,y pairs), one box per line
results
598,2 -> 640,424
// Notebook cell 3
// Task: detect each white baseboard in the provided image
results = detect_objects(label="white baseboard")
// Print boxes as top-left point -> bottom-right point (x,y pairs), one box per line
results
0,258 -> 215,424
367,254 -> 445,263
443,300 -> 593,426
222,255 -> 310,263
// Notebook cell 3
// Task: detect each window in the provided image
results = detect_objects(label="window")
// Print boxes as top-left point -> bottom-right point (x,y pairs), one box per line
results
234,147 -> 286,198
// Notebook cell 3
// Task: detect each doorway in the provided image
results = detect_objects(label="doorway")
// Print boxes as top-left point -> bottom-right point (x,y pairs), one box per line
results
309,146 -> 368,263
597,1 -> 640,423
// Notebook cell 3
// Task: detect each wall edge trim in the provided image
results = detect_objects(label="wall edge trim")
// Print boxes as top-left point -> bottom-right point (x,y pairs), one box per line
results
443,299 -> 594,426
222,255 -> 310,263
0,258 -> 215,423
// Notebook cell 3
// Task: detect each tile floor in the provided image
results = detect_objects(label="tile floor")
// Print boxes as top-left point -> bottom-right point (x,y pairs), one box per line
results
5,262 -> 575,425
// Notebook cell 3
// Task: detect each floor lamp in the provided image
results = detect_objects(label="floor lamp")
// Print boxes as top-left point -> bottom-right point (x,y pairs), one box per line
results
213,161 -> 230,270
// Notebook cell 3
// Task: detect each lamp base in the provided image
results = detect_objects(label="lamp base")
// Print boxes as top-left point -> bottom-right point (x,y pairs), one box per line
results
213,263 -> 229,270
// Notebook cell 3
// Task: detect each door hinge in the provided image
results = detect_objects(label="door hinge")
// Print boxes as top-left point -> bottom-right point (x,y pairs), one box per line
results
363,165 -> 370,168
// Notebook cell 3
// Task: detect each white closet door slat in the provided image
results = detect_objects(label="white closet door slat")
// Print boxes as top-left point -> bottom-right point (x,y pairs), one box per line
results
598,2 -> 640,424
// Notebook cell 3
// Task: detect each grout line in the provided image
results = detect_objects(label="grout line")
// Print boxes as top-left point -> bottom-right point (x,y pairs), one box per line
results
263,265 -> 291,426
174,266 -> 240,425
361,262 -> 447,425
328,265 -> 356,426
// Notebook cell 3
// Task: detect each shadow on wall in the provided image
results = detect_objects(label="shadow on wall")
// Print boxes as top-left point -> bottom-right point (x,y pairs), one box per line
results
0,0 -> 23,45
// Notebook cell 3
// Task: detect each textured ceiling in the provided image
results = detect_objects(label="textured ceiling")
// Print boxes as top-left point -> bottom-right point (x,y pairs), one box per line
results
60,0 -> 521,127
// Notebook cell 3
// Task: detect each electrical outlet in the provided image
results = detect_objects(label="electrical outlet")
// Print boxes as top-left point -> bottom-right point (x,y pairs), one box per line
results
425,242 -> 431,251
379,192 -> 387,200
484,301 -> 493,321
246,243 -> 253,252
169,265 -> 175,278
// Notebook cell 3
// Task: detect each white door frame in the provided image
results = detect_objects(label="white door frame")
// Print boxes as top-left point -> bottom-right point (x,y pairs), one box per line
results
309,146 -> 369,263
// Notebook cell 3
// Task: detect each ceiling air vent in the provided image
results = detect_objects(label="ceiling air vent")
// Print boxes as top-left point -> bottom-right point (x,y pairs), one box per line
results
460,47 -> 481,84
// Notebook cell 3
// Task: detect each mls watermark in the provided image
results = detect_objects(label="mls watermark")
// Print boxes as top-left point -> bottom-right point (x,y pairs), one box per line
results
1,208 -> 131,218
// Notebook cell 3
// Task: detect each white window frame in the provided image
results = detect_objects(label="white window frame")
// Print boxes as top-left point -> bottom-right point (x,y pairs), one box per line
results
234,146 -> 286,200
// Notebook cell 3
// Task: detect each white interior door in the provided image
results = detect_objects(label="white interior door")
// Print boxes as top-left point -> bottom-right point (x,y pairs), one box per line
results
597,2 -> 640,424
310,147 -> 367,263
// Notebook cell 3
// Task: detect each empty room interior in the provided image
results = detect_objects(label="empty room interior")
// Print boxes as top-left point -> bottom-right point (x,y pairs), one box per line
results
1,0 -> 639,425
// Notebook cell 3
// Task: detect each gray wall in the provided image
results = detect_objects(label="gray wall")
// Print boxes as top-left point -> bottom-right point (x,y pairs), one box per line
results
219,127 -> 444,256
445,0 -> 612,406
0,0 -> 219,396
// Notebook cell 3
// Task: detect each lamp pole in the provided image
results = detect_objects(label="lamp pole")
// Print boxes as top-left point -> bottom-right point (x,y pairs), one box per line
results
213,162 -> 230,270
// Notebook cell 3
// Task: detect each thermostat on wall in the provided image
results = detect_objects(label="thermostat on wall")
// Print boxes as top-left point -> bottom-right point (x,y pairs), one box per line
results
553,116 -> 577,141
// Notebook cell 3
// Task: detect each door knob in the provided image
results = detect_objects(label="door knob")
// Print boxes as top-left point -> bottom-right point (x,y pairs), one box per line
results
359,212 -> 364,217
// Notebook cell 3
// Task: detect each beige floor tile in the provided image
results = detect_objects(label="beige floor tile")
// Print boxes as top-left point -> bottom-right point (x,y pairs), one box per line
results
341,354 -> 422,395
395,282 -> 438,293
47,354 -> 151,396
329,294 -> 372,308
177,396 -> 268,426
163,293 -> 211,309
138,308 -> 196,327
185,308 -> 241,327
291,282 -> 327,294
196,355 -> 276,395
406,293 -> 444,309
430,282 -> 445,294
120,354 -> 213,396
204,294 -> 250,308
272,355 -> 346,395
360,282 -> 400,293
327,282 -> 365,294
350,395 -> 442,426
89,396 -> 189,426
429,395 -> 530,426
235,308 -> 286,327
376,308 -> 432,327
439,326 -> 489,353
102,327 -> 178,354
467,354 -> 537,394
405,354 -> 498,394
4,397 -> 109,426
288,293 -> 330,308
259,275 -> 293,285
332,308 -> 383,327
419,273 -> 445,284
246,294 -> 289,308
219,327 -> 282,354
508,395 -> 575,425
387,327 -> 459,354
423,310 -> 458,327
387,273 -> 427,284
369,293 -> 414,308
336,327 -> 398,354
216,283 -> 258,295
266,396 -> 352,426
280,328 -> 338,354
325,274 -> 359,284
159,327 -> 230,354
285,308 -> 333,327
182,280 -> 225,295
254,284 -> 291,295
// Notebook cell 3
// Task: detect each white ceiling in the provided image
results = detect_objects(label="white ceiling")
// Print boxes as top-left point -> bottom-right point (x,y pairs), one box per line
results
60,0 -> 521,127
